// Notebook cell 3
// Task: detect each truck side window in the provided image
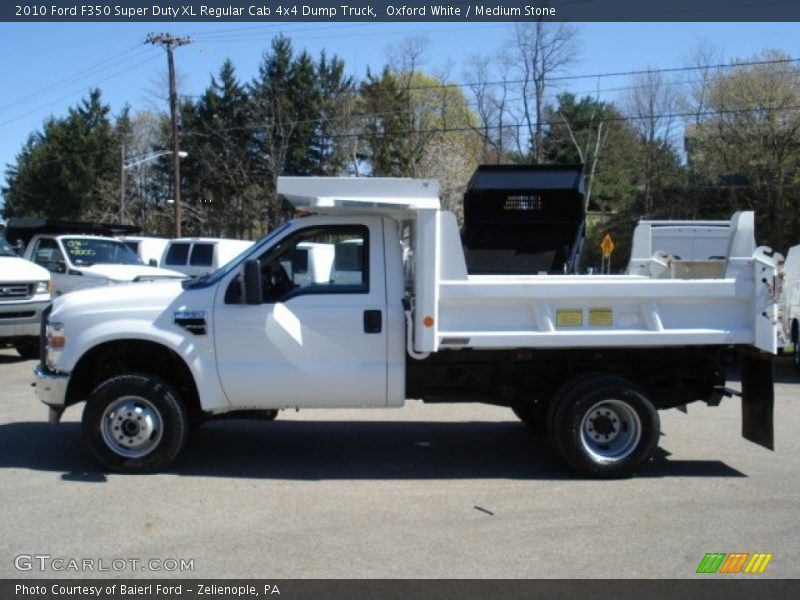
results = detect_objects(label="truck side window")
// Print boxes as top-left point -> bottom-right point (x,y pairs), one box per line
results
226,225 -> 369,304
189,243 -> 214,266
165,243 -> 190,266
32,239 -> 65,273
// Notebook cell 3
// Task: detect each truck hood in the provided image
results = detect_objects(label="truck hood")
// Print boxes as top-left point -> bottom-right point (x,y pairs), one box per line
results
51,279 -> 188,322
0,256 -> 50,282
75,263 -> 186,282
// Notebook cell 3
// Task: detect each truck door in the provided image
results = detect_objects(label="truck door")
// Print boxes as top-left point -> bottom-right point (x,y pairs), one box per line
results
213,218 -> 388,408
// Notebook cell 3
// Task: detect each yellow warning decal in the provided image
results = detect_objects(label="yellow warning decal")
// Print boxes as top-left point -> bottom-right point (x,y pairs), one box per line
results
556,309 -> 583,327
589,308 -> 613,327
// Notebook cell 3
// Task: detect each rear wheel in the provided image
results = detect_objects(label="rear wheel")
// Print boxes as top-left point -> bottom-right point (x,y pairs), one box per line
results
82,373 -> 188,473
549,375 -> 660,478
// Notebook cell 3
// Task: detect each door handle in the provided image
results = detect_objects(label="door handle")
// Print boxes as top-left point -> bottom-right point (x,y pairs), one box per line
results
363,309 -> 382,334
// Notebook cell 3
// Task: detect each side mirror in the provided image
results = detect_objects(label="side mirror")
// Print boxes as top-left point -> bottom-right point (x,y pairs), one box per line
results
148,259 -> 157,267
243,259 -> 262,305
54,260 -> 67,274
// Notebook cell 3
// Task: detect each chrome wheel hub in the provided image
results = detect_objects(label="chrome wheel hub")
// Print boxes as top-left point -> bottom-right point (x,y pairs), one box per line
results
100,396 -> 163,458
580,399 -> 642,464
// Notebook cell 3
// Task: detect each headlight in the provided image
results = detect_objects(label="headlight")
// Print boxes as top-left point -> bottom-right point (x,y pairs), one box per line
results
45,321 -> 65,370
34,281 -> 51,295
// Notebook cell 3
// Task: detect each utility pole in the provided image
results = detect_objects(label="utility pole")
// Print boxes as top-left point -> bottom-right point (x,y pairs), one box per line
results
146,32 -> 191,237
119,144 -> 125,223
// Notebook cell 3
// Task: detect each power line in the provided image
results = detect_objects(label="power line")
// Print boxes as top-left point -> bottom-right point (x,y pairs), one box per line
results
180,103 -> 800,142
406,57 -> 800,93
0,53 -> 163,128
0,45 -> 152,114
12,103 -> 799,171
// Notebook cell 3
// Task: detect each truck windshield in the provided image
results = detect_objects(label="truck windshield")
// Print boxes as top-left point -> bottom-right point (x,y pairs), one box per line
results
183,222 -> 291,289
63,237 -> 143,266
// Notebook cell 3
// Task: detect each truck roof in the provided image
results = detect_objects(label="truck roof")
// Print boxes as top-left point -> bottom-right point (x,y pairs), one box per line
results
278,176 -> 440,214
5,218 -> 140,248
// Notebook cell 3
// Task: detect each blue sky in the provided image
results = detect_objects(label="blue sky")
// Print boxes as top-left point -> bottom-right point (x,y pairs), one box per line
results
1,22 -> 797,208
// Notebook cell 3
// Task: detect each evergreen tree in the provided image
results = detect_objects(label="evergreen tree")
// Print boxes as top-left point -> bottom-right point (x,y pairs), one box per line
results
2,89 -> 119,220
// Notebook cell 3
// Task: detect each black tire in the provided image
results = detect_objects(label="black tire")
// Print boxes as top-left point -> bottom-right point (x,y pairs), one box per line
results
81,373 -> 188,473
512,404 -> 546,434
15,338 -> 39,360
548,375 -> 660,478
792,321 -> 800,373
546,372 -> 609,446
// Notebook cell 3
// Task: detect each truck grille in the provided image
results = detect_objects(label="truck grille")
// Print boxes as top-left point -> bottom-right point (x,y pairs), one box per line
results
0,283 -> 33,301
0,311 -> 35,319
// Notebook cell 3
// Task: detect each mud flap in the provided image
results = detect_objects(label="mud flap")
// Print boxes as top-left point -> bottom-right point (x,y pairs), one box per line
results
740,351 -> 774,450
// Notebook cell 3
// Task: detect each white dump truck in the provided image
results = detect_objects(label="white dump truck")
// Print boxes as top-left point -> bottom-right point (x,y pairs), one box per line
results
33,177 -> 781,477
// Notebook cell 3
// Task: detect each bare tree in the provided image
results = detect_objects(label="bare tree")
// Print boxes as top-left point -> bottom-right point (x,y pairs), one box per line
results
464,50 -> 515,162
623,69 -> 681,214
511,21 -> 579,163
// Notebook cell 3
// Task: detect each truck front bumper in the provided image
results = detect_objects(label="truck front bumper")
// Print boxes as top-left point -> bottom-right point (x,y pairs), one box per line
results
33,365 -> 70,422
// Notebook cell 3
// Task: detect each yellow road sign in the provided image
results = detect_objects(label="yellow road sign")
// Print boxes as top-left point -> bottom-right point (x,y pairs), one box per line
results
600,233 -> 615,258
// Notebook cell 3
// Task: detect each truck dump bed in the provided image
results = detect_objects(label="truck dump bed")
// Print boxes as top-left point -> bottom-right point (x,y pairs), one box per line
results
277,176 -> 781,358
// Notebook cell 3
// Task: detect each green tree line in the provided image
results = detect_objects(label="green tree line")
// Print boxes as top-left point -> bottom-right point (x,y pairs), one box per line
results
3,30 -> 800,267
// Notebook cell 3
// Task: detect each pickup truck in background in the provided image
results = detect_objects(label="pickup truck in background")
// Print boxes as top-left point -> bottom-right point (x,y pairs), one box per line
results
6,219 -> 185,296
0,231 -> 50,359
33,177 -> 781,478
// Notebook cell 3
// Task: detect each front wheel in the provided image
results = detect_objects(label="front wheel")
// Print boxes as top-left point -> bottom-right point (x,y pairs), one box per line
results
549,375 -> 660,478
82,373 -> 188,473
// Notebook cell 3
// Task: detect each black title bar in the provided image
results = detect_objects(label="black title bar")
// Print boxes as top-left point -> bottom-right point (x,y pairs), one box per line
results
4,0 -> 800,22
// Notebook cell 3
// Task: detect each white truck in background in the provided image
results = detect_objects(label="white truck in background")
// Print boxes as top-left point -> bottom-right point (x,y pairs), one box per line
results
117,236 -> 170,267
161,238 -> 254,279
0,232 -> 50,359
782,245 -> 800,370
627,219 -> 731,279
6,220 -> 186,296
33,177 -> 781,478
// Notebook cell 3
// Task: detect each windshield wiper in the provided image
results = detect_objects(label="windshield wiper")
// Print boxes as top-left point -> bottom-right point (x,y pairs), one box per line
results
182,273 -> 211,289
